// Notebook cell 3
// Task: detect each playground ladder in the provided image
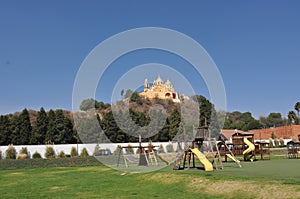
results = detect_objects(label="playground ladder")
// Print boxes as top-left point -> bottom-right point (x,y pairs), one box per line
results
148,150 -> 158,166
208,138 -> 223,170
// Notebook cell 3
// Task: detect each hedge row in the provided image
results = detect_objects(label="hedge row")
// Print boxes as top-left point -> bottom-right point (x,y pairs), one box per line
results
0,156 -> 102,169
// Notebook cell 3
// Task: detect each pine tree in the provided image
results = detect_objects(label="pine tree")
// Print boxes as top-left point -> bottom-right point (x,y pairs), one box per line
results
76,113 -> 102,143
62,117 -> 76,144
45,109 -> 56,144
101,111 -> 122,143
18,109 -> 32,145
168,108 -> 181,141
9,114 -> 20,144
31,107 -> 48,144
0,115 -> 10,145
54,109 -> 65,143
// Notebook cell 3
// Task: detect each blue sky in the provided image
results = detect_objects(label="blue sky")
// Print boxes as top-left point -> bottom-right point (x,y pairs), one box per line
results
0,1 -> 300,119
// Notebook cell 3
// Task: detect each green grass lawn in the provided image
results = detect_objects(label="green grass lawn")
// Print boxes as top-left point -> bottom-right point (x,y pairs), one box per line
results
0,159 -> 299,198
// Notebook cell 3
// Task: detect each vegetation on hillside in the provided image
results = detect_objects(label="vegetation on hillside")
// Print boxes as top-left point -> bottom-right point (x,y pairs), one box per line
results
1,94 -> 299,145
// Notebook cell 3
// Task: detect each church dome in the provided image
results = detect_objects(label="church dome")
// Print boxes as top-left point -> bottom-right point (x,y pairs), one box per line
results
165,79 -> 173,88
165,79 -> 172,85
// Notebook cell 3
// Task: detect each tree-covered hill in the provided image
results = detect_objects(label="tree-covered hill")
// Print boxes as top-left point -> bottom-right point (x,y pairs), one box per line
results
75,93 -> 221,143
1,94 -> 298,145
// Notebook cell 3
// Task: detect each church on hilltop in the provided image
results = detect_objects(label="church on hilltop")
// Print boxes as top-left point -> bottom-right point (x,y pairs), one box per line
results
139,75 -> 181,103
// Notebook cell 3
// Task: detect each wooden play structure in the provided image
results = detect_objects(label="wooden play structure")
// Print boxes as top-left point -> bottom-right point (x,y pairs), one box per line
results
174,125 -> 216,171
217,139 -> 242,166
173,125 -> 241,171
233,132 -> 255,161
117,138 -> 158,168
286,140 -> 300,159
254,141 -> 270,160
218,131 -> 270,161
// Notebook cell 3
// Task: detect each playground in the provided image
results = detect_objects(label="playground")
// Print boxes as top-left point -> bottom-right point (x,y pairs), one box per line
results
1,128 -> 299,198
0,158 -> 299,198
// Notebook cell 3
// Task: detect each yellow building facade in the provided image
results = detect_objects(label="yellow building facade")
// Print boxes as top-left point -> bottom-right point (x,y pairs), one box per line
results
139,75 -> 180,103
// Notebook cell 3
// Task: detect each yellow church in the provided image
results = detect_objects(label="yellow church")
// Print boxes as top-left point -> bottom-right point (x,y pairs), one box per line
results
139,75 -> 180,103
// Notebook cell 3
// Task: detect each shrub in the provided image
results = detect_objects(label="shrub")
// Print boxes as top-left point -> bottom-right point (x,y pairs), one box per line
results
70,147 -> 78,157
45,146 -> 56,159
58,151 -> 66,158
32,151 -> 42,159
166,143 -> 175,153
274,139 -> 279,148
279,138 -> 285,147
271,132 -> 276,139
158,144 -> 165,153
19,147 -> 28,155
113,145 -> 122,155
130,92 -> 142,104
0,150 -> 2,159
5,145 -> 16,159
16,153 -> 27,159
269,138 -> 274,148
80,147 -> 89,157
0,156 -> 102,169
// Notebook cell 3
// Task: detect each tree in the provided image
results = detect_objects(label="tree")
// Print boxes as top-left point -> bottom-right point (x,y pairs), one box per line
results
80,98 -> 97,111
53,109 -> 65,143
209,108 -> 222,137
192,95 -> 213,127
246,120 -> 263,130
18,109 -> 32,145
288,111 -> 297,124
9,114 -> 20,144
96,101 -> 110,110
130,92 -> 142,104
76,113 -> 104,143
294,102 -> 300,118
168,108 -> 181,140
124,89 -> 133,99
260,113 -> 284,128
223,111 -> 262,131
101,111 -> 130,143
62,117 -> 76,144
0,115 -> 10,145
45,109 -> 56,143
31,107 -> 48,144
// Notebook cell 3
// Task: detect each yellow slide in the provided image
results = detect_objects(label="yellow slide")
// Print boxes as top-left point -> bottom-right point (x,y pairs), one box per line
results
190,148 -> 213,171
243,137 -> 255,155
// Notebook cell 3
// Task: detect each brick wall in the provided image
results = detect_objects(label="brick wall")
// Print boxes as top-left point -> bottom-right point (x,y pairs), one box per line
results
249,125 -> 300,140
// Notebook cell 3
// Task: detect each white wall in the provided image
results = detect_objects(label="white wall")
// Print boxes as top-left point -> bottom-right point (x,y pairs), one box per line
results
0,142 -> 180,158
